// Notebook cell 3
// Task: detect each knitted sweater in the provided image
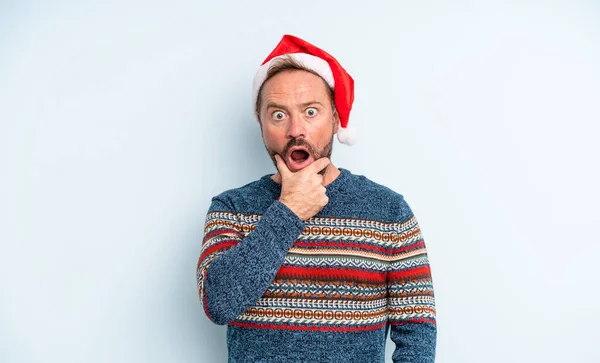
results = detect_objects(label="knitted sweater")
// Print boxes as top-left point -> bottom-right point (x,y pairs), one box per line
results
197,168 -> 436,362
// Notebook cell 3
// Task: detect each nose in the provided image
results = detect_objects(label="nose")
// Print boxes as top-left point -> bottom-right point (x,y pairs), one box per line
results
286,113 -> 306,139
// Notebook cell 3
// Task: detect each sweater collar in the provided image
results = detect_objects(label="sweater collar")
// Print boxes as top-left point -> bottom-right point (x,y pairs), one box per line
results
260,168 -> 351,196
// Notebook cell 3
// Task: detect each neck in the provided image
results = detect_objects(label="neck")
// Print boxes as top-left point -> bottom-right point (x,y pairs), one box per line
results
271,163 -> 341,186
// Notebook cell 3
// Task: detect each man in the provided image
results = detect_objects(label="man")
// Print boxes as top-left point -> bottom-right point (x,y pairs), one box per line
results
197,34 -> 436,362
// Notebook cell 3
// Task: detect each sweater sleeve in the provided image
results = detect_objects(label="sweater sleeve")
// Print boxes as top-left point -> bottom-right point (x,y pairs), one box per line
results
196,197 -> 305,325
388,199 -> 437,362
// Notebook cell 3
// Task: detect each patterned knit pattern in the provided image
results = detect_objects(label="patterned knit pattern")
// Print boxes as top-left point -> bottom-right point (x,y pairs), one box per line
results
197,169 -> 436,362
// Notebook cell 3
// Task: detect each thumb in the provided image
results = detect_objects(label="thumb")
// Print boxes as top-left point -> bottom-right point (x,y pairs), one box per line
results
274,154 -> 291,177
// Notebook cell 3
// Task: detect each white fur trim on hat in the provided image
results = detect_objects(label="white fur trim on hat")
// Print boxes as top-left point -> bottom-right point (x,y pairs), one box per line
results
336,125 -> 356,145
252,53 -> 335,108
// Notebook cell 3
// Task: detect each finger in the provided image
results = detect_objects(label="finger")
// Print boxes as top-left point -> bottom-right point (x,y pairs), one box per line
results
274,154 -> 291,177
310,173 -> 325,187
315,173 -> 325,184
307,157 -> 331,173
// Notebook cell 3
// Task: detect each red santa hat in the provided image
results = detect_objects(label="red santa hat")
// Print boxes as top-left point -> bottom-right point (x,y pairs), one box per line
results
252,34 -> 356,145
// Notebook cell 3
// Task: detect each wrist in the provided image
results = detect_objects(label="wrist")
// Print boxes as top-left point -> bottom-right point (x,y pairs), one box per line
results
278,199 -> 302,220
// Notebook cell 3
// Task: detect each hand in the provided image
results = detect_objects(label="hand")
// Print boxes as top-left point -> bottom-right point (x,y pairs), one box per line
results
275,154 -> 330,221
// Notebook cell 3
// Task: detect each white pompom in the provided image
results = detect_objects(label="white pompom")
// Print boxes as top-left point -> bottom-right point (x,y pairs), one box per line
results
336,125 -> 357,145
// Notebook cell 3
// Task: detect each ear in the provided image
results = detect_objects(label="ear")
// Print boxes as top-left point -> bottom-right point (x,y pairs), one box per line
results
332,111 -> 340,134
255,112 -> 263,131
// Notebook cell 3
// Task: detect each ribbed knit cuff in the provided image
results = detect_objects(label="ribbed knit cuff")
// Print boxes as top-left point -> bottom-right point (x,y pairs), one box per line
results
259,200 -> 305,250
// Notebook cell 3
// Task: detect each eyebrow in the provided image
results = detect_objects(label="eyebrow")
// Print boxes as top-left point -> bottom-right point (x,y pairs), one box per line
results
300,101 -> 324,108
265,101 -> 324,110
265,102 -> 288,111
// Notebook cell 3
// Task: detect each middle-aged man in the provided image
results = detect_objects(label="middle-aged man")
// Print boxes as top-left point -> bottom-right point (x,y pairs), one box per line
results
197,34 -> 436,362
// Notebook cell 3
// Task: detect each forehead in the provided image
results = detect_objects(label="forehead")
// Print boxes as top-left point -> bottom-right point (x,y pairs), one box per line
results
260,70 -> 331,105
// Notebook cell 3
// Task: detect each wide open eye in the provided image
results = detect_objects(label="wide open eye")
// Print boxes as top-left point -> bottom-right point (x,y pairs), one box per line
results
305,107 -> 318,117
272,111 -> 285,120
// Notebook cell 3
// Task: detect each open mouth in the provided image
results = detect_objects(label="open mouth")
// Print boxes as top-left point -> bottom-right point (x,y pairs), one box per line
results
291,149 -> 309,163
286,147 -> 313,171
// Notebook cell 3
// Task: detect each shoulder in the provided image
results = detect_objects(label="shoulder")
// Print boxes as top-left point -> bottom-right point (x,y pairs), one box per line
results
209,177 -> 275,214
343,170 -> 414,222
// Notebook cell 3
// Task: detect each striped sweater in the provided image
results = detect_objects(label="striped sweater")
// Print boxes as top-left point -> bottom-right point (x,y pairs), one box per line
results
197,168 -> 436,362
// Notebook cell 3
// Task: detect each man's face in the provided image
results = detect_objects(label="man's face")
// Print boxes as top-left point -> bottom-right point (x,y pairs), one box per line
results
258,70 -> 339,173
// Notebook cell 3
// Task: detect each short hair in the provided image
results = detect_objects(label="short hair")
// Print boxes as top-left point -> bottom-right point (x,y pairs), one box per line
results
255,55 -> 336,119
